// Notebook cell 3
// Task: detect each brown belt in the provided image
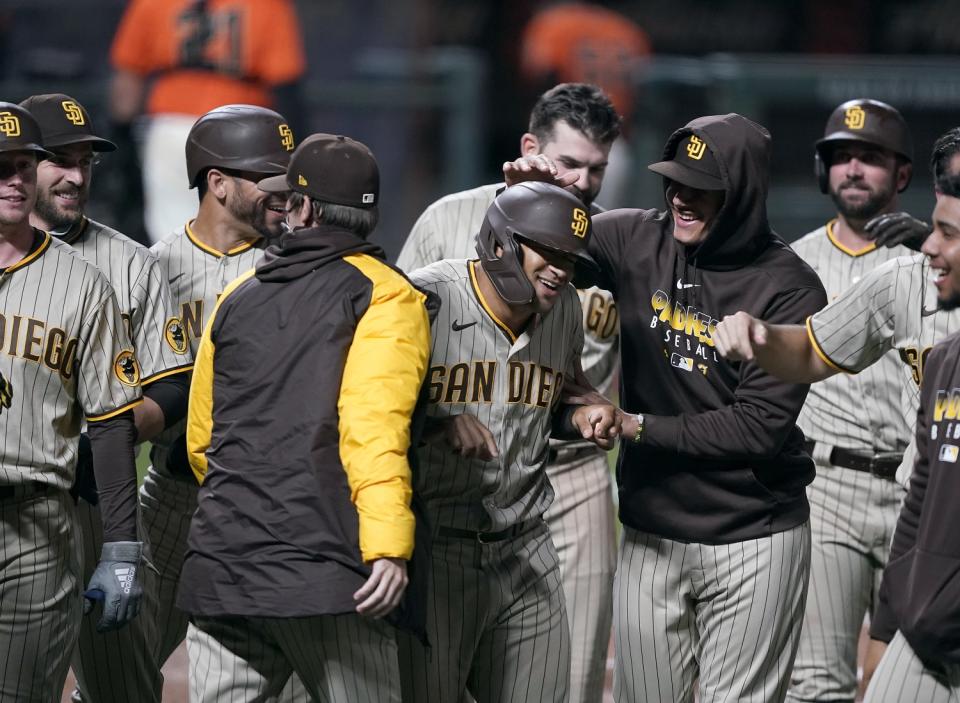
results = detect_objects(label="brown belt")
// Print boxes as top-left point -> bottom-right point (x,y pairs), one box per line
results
437,519 -> 537,544
803,440 -> 901,481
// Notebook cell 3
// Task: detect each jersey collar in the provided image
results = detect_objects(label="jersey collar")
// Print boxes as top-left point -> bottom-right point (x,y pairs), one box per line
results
826,219 -> 876,258
185,220 -> 259,258
0,229 -> 51,275
468,260 -> 518,344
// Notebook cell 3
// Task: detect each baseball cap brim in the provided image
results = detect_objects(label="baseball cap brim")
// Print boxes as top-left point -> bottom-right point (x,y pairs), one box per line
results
43,134 -> 117,152
257,174 -> 291,193
648,160 -> 725,191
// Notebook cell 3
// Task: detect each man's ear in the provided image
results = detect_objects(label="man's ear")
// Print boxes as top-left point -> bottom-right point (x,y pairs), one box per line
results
520,132 -> 540,157
206,169 -> 229,200
896,161 -> 913,193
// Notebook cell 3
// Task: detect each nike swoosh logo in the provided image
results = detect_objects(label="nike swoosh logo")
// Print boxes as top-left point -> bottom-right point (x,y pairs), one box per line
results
452,320 -> 477,331
676,278 -> 700,289
922,305 -> 939,318
169,273 -> 186,286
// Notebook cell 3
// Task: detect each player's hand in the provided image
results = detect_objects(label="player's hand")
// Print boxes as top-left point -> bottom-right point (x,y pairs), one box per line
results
502,154 -> 578,189
83,541 -> 143,633
865,211 -> 932,252
713,311 -> 768,361
572,404 -> 620,449
443,414 -> 499,461
354,557 -> 408,618
861,638 -> 888,695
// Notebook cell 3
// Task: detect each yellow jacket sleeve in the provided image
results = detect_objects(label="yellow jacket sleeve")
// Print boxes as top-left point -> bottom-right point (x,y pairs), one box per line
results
186,270 -> 256,483
339,254 -> 431,562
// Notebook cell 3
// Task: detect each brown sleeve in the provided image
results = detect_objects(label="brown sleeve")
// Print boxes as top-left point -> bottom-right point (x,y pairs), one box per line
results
87,411 -> 138,542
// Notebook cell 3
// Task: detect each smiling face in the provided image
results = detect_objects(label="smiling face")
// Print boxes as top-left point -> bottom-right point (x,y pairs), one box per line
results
665,180 -> 725,246
34,142 -> 95,229
523,120 -> 611,208
223,170 -> 289,239
516,239 -> 576,314
827,142 -> 906,220
0,151 -> 38,227
922,194 -> 960,310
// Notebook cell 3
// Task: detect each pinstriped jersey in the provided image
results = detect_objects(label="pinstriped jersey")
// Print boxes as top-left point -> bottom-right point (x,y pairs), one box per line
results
398,182 -> 619,396
409,259 -> 584,531
792,221 -> 913,453
807,252 -> 960,484
58,217 -> 192,384
149,223 -> 264,469
0,232 -> 142,488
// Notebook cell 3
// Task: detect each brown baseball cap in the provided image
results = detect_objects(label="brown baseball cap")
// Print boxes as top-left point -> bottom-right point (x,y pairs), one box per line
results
648,133 -> 724,191
258,133 -> 379,208
19,94 -> 116,152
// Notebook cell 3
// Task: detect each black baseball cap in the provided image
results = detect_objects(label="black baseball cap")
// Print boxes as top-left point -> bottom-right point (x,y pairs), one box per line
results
258,133 -> 379,209
648,133 -> 724,191
0,102 -> 51,157
19,94 -> 116,152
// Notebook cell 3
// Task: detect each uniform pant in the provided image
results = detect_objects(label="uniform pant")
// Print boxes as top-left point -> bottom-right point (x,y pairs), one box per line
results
139,466 -> 308,701
397,519 -> 571,703
140,114 -> 199,245
613,522 -> 811,703
543,450 -> 615,703
863,631 -> 960,702
0,489 -> 82,703
71,499 -> 163,702
188,613 -> 401,703
787,463 -> 904,702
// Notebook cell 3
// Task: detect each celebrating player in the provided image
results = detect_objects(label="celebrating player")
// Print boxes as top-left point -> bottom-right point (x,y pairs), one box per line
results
139,104 -> 307,699
397,83 -> 621,703
785,99 -> 916,703
0,101 -> 143,700
20,92 -> 192,703
180,133 -> 430,701
398,181 -> 620,703
862,172 -> 960,703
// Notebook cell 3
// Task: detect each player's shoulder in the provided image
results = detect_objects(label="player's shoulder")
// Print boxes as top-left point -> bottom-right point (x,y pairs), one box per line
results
45,234 -> 114,292
341,252 -> 425,298
83,218 -> 159,264
407,259 -> 471,289
790,223 -> 829,252
149,225 -> 188,258
422,183 -> 501,218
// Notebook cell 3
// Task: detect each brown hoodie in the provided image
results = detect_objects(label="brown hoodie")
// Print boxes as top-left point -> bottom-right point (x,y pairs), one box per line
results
583,114 -> 827,543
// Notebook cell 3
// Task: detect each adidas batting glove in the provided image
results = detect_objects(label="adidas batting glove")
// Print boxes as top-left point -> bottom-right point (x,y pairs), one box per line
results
83,541 -> 143,632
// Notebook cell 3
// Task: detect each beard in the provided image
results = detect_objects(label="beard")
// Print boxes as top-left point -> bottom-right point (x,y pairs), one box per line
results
829,178 -> 895,221
226,187 -> 283,240
34,188 -> 85,230
939,292 -> 960,311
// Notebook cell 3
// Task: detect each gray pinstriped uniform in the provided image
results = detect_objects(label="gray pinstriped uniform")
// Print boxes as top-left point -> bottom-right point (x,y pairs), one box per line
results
806,253 -> 960,487
398,183 -> 617,702
398,259 -> 581,703
786,222 -> 911,702
0,232 -> 141,701
60,217 -> 192,703
143,223 -> 307,701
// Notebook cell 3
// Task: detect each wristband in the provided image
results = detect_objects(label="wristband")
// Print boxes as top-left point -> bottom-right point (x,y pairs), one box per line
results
633,413 -> 645,444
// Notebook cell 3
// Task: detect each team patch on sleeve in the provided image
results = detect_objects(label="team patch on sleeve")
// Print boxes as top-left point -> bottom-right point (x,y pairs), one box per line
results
0,370 -> 12,414
164,317 -> 189,354
114,350 -> 142,387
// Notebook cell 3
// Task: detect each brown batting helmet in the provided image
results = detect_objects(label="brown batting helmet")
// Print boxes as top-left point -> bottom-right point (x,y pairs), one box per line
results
815,99 -> 913,193
476,181 -> 597,305
185,104 -> 295,188
0,102 -> 50,157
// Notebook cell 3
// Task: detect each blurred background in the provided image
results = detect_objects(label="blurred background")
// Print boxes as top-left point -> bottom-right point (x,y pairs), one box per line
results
2,0 -> 960,258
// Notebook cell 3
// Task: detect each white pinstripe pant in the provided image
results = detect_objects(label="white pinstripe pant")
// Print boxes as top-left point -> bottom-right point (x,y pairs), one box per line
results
397,519 -> 571,703
863,631 -> 960,702
187,613 -> 401,703
613,522 -> 811,703
0,490 -> 82,703
787,463 -> 903,703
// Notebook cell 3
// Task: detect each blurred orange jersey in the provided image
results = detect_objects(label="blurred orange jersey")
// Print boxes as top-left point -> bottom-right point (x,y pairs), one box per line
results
521,3 -> 651,121
111,0 -> 305,116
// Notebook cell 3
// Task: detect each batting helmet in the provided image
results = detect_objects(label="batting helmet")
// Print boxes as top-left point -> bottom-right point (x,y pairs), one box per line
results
0,102 -> 50,157
814,99 -> 913,193
185,104 -> 295,188
476,181 -> 597,306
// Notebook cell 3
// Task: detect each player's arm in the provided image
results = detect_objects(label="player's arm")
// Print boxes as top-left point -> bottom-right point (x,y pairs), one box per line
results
712,314 -> 835,384
134,375 -> 190,442
396,202 -> 444,272
638,285 -> 827,459
338,259 -> 431,617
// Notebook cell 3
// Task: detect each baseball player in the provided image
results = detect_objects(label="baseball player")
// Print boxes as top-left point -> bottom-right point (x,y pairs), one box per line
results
506,114 -> 829,702
398,181 -> 620,703
179,133 -> 430,702
20,92 -> 192,703
785,99 -> 917,703
863,173 -> 960,702
397,82 -> 620,703
0,102 -> 143,701
141,104 -> 307,700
